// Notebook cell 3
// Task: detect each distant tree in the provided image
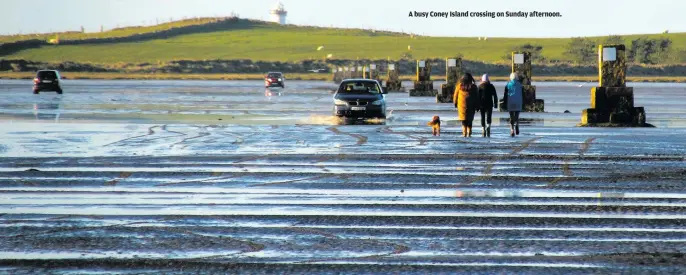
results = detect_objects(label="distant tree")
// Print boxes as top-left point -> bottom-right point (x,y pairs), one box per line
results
628,37 -> 672,64
603,35 -> 624,46
668,49 -> 686,63
503,44 -> 545,63
658,38 -> 673,62
564,37 -> 596,65
80,26 -> 85,33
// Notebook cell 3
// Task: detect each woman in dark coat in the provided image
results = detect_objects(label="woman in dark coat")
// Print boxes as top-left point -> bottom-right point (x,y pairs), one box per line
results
477,74 -> 498,137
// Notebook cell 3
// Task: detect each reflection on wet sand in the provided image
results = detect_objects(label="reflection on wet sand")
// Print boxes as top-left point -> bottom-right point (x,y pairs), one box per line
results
32,97 -> 62,122
265,88 -> 283,98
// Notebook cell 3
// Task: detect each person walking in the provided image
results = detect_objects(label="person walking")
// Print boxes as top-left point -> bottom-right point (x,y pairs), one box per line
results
453,73 -> 479,137
503,72 -> 523,137
477,73 -> 498,137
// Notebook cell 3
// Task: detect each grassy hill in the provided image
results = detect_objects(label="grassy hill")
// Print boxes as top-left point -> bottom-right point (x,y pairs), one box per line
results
0,17 -> 232,43
1,18 -> 685,65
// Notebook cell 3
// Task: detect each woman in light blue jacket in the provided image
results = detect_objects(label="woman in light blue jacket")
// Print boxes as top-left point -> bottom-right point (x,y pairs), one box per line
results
503,72 -> 523,137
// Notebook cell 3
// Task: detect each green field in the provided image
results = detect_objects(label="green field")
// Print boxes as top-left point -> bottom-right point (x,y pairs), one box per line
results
0,18 -> 228,43
2,18 -> 686,64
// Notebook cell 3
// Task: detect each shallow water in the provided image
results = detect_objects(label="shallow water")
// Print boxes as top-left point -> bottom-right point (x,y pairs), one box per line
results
1,80 -> 685,274
2,79 -> 686,127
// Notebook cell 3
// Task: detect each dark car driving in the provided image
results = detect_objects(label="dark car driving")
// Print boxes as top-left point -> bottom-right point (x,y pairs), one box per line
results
333,79 -> 387,119
33,70 -> 64,94
264,72 -> 285,88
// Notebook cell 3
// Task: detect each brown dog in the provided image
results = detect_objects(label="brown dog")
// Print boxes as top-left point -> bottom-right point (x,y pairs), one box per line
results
427,116 -> 441,136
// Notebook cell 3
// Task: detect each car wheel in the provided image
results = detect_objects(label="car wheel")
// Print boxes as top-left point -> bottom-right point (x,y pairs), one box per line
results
57,89 -> 63,94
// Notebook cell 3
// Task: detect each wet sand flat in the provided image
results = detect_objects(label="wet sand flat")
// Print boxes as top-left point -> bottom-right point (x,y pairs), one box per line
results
1,80 -> 685,274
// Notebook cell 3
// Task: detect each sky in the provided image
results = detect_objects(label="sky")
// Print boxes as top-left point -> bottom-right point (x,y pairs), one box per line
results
1,0 -> 683,38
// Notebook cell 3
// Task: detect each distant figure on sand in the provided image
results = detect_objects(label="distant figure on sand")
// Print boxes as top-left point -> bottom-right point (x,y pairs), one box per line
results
503,72 -> 523,137
453,73 -> 479,137
478,74 -> 498,137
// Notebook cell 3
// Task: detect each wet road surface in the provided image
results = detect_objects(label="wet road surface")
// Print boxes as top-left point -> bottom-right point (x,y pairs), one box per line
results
1,80 -> 686,274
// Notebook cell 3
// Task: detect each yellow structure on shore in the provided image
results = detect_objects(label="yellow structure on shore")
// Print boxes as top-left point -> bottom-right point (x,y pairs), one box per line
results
48,35 -> 59,44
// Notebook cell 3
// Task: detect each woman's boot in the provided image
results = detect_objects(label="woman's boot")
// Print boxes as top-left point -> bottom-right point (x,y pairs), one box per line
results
467,126 -> 472,137
462,126 -> 467,137
482,127 -> 486,137
515,124 -> 520,136
510,125 -> 515,137
486,124 -> 491,137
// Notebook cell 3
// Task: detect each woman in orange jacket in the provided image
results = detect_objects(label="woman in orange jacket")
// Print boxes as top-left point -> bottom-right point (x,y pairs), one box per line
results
453,73 -> 479,137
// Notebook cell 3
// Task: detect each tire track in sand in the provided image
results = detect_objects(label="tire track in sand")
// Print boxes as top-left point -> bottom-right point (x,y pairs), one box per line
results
161,227 -> 265,255
103,125 -> 187,147
7,220 -> 155,239
549,137 -> 596,186
248,174 -> 339,187
327,127 -> 368,146
286,226 -> 411,263
104,172 -> 134,186
379,126 -> 428,146
102,125 -> 159,147
170,126 -> 211,149
155,173 -> 246,187
460,137 -> 542,186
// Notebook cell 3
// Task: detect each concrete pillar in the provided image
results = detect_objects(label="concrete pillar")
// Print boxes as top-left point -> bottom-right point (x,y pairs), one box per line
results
512,51 -> 532,85
385,62 -> 402,92
410,60 -> 437,96
599,45 -> 627,87
332,67 -> 344,84
498,52 -> 545,112
580,44 -> 646,126
364,64 -> 381,82
437,57 -> 462,103
364,63 -> 384,88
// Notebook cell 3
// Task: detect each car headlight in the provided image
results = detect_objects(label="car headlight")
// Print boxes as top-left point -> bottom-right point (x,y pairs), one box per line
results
278,78 -> 282,81
372,100 -> 383,105
334,99 -> 347,105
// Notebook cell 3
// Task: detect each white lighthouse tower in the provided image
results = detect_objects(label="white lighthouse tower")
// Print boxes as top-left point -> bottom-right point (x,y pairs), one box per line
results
270,1 -> 287,25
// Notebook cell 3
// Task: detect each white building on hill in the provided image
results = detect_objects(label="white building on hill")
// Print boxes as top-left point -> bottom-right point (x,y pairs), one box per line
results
270,2 -> 287,25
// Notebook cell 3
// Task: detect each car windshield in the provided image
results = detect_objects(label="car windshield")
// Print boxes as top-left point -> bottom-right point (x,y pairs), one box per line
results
339,81 -> 381,94
37,71 -> 58,79
267,73 -> 282,78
